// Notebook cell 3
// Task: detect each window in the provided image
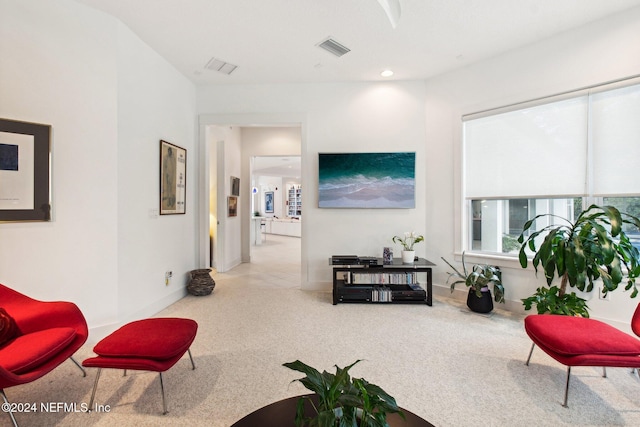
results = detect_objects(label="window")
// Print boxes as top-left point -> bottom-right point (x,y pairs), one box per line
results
469,197 -> 579,255
462,80 -> 640,256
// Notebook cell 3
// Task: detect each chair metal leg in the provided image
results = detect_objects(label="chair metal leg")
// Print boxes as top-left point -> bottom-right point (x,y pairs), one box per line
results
1,389 -> 18,427
69,356 -> 87,377
562,367 -> 571,408
187,349 -> 196,370
525,343 -> 536,366
602,367 -> 607,378
88,368 -> 102,411
159,372 -> 168,415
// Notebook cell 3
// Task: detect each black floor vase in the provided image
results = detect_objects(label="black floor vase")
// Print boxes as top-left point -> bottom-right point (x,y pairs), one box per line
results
467,288 -> 493,313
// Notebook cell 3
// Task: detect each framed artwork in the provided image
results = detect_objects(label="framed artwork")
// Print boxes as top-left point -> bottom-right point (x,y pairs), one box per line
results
160,140 -> 186,215
0,118 -> 51,221
231,176 -> 240,196
228,196 -> 238,217
265,191 -> 274,213
318,152 -> 415,209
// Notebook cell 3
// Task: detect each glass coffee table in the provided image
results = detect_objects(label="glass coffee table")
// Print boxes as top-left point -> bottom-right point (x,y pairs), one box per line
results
231,394 -> 434,427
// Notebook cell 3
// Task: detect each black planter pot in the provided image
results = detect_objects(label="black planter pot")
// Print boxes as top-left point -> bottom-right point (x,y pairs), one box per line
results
467,287 -> 493,313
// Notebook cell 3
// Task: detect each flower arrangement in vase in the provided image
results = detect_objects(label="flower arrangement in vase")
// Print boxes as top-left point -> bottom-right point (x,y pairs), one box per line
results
392,232 -> 424,263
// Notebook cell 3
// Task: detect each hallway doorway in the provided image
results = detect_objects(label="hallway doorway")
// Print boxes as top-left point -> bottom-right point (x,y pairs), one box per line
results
199,115 -> 306,282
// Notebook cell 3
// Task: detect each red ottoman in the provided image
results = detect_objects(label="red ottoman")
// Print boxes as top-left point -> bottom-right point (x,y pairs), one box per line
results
82,318 -> 197,414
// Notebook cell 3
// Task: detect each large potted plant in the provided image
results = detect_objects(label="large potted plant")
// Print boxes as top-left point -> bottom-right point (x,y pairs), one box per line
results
441,252 -> 504,313
283,359 -> 404,427
517,204 -> 640,317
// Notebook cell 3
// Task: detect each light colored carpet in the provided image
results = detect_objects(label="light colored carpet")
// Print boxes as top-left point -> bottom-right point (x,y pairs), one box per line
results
6,235 -> 640,426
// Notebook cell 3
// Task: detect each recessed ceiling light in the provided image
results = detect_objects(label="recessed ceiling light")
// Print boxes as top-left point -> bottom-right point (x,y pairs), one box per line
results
381,69 -> 394,77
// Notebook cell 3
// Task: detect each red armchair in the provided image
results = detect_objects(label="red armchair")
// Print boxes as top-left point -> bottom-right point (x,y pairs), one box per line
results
525,303 -> 640,407
0,284 -> 88,426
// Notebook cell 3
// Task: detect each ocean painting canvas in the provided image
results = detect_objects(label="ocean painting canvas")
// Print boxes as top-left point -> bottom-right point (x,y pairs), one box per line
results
318,152 -> 415,208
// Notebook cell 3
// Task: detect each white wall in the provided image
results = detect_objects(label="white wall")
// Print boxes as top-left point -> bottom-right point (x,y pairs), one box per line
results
225,128 -> 243,268
206,125 -> 242,272
115,22 -> 197,324
0,0 -> 119,327
423,6 -> 640,328
198,82 -> 427,289
0,0 -> 197,337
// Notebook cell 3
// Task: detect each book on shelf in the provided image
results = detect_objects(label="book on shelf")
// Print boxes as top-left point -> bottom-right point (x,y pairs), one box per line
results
350,272 -> 418,285
371,286 -> 393,302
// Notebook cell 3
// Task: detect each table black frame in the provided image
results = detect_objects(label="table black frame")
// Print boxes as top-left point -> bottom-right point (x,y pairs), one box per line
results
332,258 -> 435,306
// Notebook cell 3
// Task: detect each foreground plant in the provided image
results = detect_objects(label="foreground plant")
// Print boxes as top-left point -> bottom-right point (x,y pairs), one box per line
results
283,359 -> 404,427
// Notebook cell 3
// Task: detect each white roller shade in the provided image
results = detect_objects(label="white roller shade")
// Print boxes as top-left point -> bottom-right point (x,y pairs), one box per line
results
591,83 -> 640,196
464,97 -> 588,199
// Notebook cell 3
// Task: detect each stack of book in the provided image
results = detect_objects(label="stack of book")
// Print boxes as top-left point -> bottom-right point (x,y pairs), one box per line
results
371,286 -> 393,302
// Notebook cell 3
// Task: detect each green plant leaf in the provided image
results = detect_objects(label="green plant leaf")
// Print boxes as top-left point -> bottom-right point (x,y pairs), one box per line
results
317,409 -> 337,427
284,360 -> 325,395
564,245 -> 577,284
493,283 -> 505,303
519,246 -> 528,268
294,397 -> 309,427
610,256 -> 623,286
543,258 -> 556,285
602,205 -> 622,236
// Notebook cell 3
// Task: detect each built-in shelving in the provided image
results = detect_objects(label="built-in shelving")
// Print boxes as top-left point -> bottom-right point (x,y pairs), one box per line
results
287,185 -> 302,217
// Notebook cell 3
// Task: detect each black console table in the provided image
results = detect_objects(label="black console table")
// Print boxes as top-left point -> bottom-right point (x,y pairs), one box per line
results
332,257 -> 435,306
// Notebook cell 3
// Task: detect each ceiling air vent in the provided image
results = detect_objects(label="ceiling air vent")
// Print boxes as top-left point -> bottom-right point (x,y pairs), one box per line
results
205,57 -> 238,75
317,38 -> 351,57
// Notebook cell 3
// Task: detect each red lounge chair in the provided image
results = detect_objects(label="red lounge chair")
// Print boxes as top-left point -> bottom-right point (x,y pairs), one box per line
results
0,284 -> 88,426
524,303 -> 640,407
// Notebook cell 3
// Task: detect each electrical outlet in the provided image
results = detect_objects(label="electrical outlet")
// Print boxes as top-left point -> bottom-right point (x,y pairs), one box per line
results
598,286 -> 610,300
165,271 -> 173,286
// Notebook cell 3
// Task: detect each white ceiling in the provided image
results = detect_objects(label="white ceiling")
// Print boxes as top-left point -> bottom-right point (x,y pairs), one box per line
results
75,0 -> 640,86
253,156 -> 301,179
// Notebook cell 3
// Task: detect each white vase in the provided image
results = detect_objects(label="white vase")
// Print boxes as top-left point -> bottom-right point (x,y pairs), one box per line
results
401,250 -> 415,263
